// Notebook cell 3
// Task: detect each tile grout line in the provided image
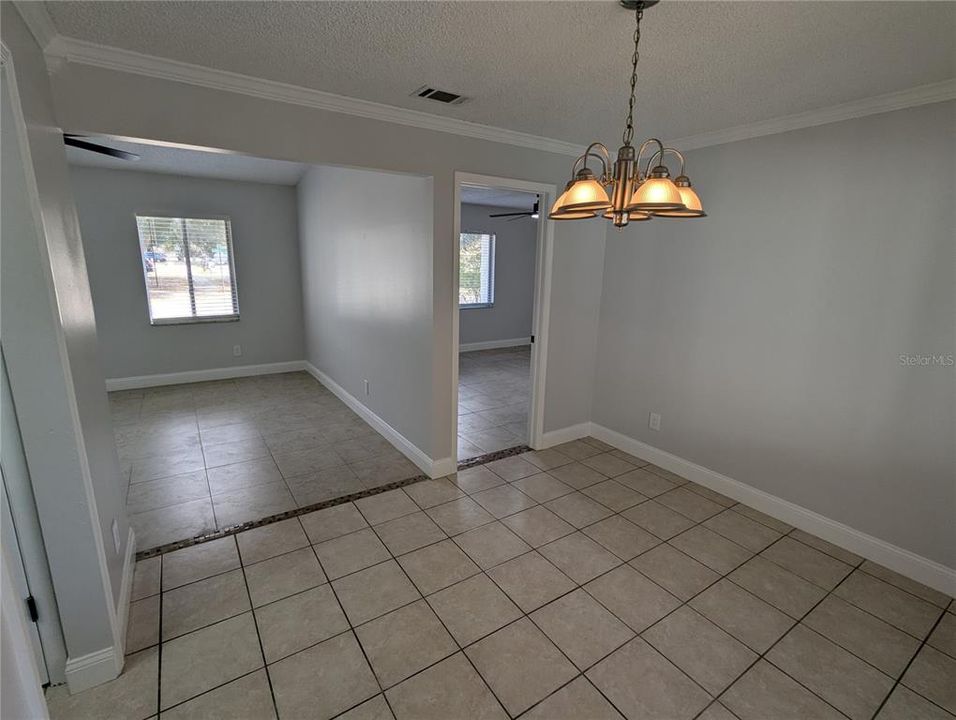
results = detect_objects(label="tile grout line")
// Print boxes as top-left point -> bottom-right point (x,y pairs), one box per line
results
234,535 -> 280,719
461,460 -> 949,717
609,509 -> 945,716
350,490 -> 518,710
127,433 -> 953,718
146,499 -> 936,720
155,553 -> 164,715
411,469 -> 724,716
358,494 -> 536,718
710,562 -> 892,719
149,455 -> 940,660
867,606 -> 950,720
304,514 -> 399,718
200,439 -> 220,531
156,667 -> 266,716
355,470 -> 695,718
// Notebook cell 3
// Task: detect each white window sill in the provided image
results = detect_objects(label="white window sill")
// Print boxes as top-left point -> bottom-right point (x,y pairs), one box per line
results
150,315 -> 240,326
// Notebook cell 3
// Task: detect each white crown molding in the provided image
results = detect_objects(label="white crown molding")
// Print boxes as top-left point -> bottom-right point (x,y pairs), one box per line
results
13,1 -> 58,51
43,35 -> 586,158
667,79 -> 956,151
40,30 -> 954,157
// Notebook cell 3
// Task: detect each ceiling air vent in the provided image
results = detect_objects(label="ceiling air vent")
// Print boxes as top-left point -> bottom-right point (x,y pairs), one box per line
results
413,86 -> 467,105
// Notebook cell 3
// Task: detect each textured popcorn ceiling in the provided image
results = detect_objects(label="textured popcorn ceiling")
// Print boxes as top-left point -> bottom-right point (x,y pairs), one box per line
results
46,1 -> 956,144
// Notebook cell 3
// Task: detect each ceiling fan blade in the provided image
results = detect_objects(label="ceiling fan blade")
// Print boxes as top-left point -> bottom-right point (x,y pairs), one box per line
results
489,211 -> 530,218
63,135 -> 140,161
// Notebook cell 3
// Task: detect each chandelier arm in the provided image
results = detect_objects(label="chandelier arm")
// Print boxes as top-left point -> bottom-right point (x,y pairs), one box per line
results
645,147 -> 686,176
572,142 -> 612,181
634,138 -> 665,179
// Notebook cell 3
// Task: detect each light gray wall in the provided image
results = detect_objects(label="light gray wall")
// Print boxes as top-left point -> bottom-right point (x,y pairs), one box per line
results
297,165 -> 433,454
2,4 -> 126,666
50,61 -> 605,459
593,101 -> 956,567
544,219 -> 606,433
459,203 -> 536,346
70,166 -> 305,379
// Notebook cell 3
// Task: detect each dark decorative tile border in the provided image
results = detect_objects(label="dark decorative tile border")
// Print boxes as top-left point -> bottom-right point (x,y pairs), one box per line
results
135,444 -> 532,560
456,444 -> 531,470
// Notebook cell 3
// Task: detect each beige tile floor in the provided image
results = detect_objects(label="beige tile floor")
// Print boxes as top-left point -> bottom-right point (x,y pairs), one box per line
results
458,347 -> 530,460
47,438 -> 955,720
110,372 -> 420,550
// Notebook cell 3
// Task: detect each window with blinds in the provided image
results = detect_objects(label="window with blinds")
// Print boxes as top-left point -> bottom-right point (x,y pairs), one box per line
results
459,232 -> 495,308
135,215 -> 240,325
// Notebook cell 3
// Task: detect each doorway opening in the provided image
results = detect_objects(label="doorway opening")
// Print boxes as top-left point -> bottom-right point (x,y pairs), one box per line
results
452,173 -> 557,464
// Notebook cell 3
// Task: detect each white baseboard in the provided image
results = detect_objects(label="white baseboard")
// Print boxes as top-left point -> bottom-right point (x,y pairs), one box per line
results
303,362 -> 443,479
590,423 -> 956,597
459,337 -> 531,353
113,527 -> 136,656
64,646 -> 122,694
64,527 -> 135,694
431,457 -> 457,477
538,422 -> 592,449
105,361 -> 306,391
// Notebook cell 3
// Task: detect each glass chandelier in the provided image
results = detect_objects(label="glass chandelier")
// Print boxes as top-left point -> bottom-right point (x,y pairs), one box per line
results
549,0 -> 706,227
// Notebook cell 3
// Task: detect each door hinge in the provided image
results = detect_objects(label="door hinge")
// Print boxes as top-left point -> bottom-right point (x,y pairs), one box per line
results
26,595 -> 38,623
530,335 -> 535,343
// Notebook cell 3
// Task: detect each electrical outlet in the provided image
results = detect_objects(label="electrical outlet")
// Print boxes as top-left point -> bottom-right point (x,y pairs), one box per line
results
233,344 -> 242,357
649,412 -> 662,431
111,519 -> 122,554
364,379 -> 370,396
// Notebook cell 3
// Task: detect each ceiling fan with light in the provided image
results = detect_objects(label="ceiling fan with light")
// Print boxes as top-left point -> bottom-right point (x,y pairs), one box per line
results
489,200 -> 540,222
549,0 -> 706,227
63,134 -> 141,161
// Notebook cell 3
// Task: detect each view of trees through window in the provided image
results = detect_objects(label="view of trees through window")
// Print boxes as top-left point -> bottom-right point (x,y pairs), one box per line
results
135,215 -> 239,323
459,232 -> 495,307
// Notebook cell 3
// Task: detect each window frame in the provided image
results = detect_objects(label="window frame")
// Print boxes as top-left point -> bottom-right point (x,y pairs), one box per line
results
134,212 -> 241,326
458,230 -> 496,310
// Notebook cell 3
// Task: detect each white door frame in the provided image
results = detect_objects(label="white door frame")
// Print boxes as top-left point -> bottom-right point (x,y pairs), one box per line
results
452,172 -> 557,463
1,47 -> 68,686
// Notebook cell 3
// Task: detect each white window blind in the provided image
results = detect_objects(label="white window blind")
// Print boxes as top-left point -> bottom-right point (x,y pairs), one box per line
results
459,232 -> 495,307
135,215 -> 240,324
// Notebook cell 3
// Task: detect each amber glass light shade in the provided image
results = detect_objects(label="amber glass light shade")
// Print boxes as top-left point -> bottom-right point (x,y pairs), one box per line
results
549,173 -> 610,218
627,165 -> 685,212
549,183 -> 572,216
549,209 -> 598,220
557,178 -> 612,212
653,175 -> 706,217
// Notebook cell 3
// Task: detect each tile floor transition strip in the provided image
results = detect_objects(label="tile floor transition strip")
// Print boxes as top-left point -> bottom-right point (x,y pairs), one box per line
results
457,444 -> 532,471
136,446 -> 530,559
137,473 -> 427,560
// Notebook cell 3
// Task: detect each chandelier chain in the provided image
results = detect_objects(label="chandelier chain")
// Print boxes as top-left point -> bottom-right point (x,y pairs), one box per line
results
622,6 -> 643,147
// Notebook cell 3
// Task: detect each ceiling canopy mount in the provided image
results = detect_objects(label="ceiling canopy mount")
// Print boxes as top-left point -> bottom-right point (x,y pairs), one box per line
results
618,0 -> 660,11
